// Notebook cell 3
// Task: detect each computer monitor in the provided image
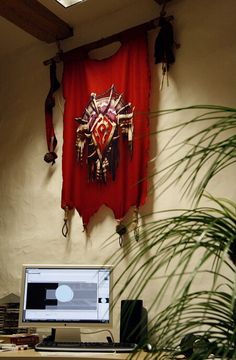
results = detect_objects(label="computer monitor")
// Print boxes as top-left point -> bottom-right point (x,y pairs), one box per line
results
19,264 -> 113,330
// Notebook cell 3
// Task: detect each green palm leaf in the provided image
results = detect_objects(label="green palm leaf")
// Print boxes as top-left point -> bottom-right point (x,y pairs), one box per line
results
106,105 -> 236,359
149,105 -> 236,205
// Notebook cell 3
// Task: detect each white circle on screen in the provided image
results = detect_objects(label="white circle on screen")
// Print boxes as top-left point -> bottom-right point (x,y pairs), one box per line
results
55,285 -> 74,302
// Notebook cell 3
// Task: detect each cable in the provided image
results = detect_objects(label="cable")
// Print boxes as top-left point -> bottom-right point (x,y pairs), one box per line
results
80,329 -> 115,343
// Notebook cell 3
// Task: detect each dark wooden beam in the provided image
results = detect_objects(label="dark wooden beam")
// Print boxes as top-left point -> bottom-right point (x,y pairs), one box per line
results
154,0 -> 172,4
0,0 -> 73,43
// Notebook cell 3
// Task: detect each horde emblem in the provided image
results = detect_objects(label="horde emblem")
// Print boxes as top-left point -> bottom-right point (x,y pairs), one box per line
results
75,85 -> 134,182
91,113 -> 116,160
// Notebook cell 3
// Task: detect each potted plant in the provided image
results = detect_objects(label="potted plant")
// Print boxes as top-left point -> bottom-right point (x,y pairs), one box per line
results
107,105 -> 236,359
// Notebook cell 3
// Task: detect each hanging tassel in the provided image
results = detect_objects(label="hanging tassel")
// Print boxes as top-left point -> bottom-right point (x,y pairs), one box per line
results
132,207 -> 140,241
154,15 -> 175,89
62,206 -> 69,237
116,220 -> 127,247
44,60 -> 60,164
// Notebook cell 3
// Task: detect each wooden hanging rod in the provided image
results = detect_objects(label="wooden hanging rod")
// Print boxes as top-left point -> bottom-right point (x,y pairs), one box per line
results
43,15 -> 174,66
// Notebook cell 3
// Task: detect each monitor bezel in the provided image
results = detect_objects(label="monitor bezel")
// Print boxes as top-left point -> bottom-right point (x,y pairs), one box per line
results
18,264 -> 113,328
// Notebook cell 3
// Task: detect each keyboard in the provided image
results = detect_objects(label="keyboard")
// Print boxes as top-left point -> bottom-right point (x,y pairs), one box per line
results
35,340 -> 138,353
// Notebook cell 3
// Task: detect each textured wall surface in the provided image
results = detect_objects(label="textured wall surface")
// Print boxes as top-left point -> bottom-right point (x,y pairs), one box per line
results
0,0 -> 235,341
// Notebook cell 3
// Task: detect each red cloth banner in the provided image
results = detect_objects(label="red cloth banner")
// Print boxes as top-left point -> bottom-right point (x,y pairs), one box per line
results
62,33 -> 150,227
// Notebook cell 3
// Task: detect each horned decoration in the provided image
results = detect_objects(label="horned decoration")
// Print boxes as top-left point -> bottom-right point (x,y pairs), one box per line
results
75,85 -> 134,183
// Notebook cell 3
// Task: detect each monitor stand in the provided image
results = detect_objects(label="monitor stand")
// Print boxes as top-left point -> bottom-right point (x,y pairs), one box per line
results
51,327 -> 81,343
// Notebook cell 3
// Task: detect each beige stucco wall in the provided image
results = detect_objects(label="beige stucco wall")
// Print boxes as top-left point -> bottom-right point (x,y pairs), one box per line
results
0,0 -> 235,342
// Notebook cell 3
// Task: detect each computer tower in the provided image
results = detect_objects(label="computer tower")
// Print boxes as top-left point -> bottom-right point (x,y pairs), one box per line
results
119,299 -> 148,345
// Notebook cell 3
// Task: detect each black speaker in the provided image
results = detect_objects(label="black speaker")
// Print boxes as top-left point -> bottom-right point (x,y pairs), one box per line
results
119,299 -> 148,345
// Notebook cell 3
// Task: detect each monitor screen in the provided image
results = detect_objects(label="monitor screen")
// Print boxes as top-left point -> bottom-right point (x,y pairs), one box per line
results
19,264 -> 113,328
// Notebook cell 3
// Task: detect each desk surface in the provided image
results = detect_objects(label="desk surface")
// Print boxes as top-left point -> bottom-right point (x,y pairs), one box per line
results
0,350 -> 148,360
